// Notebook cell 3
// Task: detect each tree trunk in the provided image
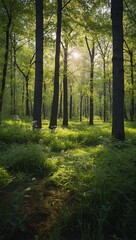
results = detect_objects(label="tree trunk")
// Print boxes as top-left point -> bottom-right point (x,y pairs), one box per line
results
13,33 -> 16,115
22,81 -> 25,116
85,37 -> 95,125
58,84 -> 62,119
10,37 -> 13,115
80,93 -> 83,122
103,59 -> 107,122
33,0 -> 43,129
124,103 -> 128,120
26,76 -> 30,116
42,82 -> 46,119
69,84 -> 72,119
49,0 -> 62,129
0,14 -> 11,123
130,51 -> 134,121
111,0 -> 125,140
108,78 -> 112,116
63,44 -> 68,126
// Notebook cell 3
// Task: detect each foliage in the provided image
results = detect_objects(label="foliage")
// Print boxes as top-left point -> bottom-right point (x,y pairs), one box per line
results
0,167 -> 12,187
0,143 -> 55,177
0,119 -> 136,239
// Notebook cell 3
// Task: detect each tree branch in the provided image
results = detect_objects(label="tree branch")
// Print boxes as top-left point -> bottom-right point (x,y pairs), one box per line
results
16,62 -> 27,79
61,41 -> 65,50
85,36 -> 92,59
123,38 -> 130,53
124,0 -> 136,24
62,0 -> 72,10
2,0 -> 10,19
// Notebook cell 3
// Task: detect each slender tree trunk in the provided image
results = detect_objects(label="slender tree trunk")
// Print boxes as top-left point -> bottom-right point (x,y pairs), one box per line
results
33,0 -> 43,129
103,59 -> 107,122
111,0 -> 125,140
49,0 -> 62,129
13,33 -> 16,115
42,82 -> 46,119
69,84 -> 72,119
85,37 -> 95,125
130,51 -> 134,121
63,44 -> 68,126
10,38 -> 13,115
124,40 -> 135,121
124,103 -> 128,120
89,43 -> 95,125
58,84 -> 62,119
80,93 -> 83,122
26,76 -> 29,116
109,78 -> 112,115
0,15 -> 11,123
22,81 -> 25,115
87,95 -> 89,119
99,94 -> 102,119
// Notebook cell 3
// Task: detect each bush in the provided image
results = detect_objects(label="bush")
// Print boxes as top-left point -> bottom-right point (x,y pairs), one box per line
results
0,144 -> 53,177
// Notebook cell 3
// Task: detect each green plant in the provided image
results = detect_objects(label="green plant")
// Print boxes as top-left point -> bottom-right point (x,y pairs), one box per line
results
0,144 -> 54,177
0,167 -> 12,187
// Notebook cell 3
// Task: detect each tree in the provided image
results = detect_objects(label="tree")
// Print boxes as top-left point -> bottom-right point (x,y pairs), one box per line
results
111,0 -> 125,140
49,0 -> 62,129
124,39 -> 135,121
16,53 -> 35,116
33,0 -> 43,129
62,41 -> 68,126
85,36 -> 95,125
0,0 -> 12,123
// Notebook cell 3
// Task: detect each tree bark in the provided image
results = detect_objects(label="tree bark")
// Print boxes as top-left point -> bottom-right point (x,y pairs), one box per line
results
111,0 -> 125,140
69,84 -> 72,119
130,51 -> 134,121
22,81 -> 25,115
13,33 -> 16,115
26,76 -> 29,116
85,37 -> 95,125
108,78 -> 112,116
0,10 -> 11,123
58,83 -> 62,119
124,40 -> 135,121
33,0 -> 43,129
49,0 -> 62,129
80,93 -> 83,122
103,59 -> 107,122
10,36 -> 13,115
63,44 -> 68,126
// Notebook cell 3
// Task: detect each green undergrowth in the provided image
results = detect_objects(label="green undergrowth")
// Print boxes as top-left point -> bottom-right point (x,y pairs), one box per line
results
0,118 -> 136,239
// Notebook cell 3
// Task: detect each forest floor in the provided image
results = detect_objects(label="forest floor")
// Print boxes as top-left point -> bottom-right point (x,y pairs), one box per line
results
0,118 -> 136,240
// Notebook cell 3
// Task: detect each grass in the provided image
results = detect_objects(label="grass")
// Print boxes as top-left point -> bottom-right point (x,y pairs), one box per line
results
0,118 -> 136,239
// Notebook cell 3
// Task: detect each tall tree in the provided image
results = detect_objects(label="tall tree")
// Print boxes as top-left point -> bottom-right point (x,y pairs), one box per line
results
111,0 -> 125,140
69,84 -> 73,119
124,39 -> 135,121
85,36 -> 95,125
49,0 -> 62,129
0,0 -> 12,123
62,41 -> 68,126
16,53 -> 35,117
96,37 -> 111,122
33,0 -> 43,129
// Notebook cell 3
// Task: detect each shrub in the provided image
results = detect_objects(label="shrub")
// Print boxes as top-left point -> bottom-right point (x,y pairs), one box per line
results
0,144 -> 53,177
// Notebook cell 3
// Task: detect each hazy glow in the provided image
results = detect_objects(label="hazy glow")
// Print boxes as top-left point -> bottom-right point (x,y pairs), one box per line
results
72,50 -> 81,59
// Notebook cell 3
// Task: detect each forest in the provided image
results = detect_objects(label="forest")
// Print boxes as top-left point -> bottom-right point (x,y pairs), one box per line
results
0,0 -> 136,239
